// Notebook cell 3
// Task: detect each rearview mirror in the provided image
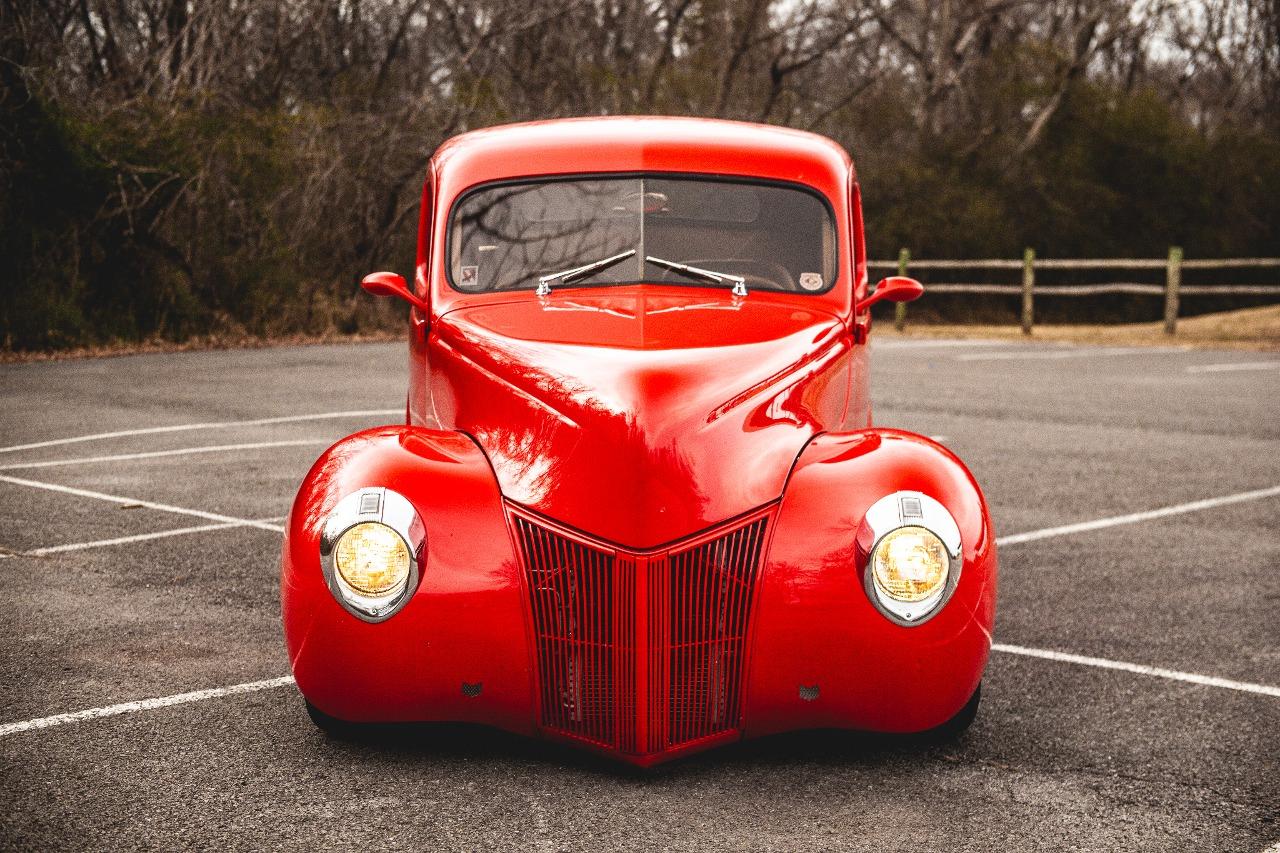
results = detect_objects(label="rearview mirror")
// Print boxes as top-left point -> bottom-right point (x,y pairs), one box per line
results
855,276 -> 924,313
361,271 -> 427,312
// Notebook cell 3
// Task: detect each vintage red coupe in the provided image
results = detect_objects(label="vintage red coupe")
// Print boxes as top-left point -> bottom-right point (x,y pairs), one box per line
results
282,116 -> 997,766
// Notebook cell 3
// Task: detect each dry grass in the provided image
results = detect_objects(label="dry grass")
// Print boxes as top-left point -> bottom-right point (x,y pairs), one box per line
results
880,304 -> 1280,351
4,305 -> 1278,362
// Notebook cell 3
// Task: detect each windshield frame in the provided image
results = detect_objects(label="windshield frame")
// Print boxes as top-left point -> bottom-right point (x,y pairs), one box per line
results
443,171 -> 840,296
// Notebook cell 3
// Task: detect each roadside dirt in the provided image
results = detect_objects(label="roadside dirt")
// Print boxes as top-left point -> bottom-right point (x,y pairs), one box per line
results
0,330 -> 401,363
3,304 -> 1278,362
880,304 -> 1280,351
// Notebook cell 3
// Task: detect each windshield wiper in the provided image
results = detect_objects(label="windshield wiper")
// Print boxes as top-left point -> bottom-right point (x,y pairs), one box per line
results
645,255 -> 747,297
536,249 -> 637,296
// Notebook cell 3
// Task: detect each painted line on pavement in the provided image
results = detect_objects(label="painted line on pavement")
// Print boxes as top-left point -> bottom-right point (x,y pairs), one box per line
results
7,518 -> 288,557
0,677 -> 296,737
872,339 -> 1010,349
1185,361 -> 1279,374
0,440 -> 329,471
0,474 -> 286,533
0,409 -> 400,455
2,483 -> 1278,738
996,485 -> 1280,546
992,644 -> 1280,698
6,638 -> 1279,740
955,346 -> 1153,362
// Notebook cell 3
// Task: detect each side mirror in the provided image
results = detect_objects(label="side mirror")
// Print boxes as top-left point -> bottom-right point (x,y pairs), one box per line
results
854,276 -> 924,313
361,271 -> 427,313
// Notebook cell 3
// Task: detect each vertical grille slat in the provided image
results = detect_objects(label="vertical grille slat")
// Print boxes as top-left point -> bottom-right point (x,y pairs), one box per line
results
514,509 -> 769,757
615,555 -> 636,753
647,554 -> 668,754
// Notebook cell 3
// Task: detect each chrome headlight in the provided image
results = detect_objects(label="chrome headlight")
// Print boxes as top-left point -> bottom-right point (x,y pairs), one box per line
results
859,491 -> 961,626
320,487 -> 424,622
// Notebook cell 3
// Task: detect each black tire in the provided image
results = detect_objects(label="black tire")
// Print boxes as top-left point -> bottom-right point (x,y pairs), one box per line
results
305,700 -> 363,739
921,682 -> 981,742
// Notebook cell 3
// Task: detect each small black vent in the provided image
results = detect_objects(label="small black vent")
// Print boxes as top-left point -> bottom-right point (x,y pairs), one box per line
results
461,682 -> 483,698
798,684 -> 820,702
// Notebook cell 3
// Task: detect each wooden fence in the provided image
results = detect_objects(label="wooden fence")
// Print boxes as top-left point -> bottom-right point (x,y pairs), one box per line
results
869,249 -> 1280,335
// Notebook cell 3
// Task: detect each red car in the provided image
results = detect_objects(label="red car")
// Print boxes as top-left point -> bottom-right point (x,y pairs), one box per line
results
282,117 -> 997,766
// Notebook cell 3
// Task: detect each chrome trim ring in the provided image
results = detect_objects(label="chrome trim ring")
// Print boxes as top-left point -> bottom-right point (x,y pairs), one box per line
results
859,491 -> 962,627
319,487 -> 425,622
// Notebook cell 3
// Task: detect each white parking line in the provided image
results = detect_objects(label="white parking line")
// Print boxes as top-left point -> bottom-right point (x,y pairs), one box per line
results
1,482 -> 1277,738
1185,361 -> 1279,374
996,485 -> 1280,546
992,644 -> 1280,698
872,339 -> 1009,350
0,677 -> 296,737
955,346 -> 1153,362
4,637 -> 1278,740
0,474 -> 285,532
0,409 -> 400,455
0,440 -> 329,471
11,517 -> 287,557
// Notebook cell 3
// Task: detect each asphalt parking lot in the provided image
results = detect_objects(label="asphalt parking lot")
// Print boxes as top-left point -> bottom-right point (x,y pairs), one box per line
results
1,337 -> 1277,852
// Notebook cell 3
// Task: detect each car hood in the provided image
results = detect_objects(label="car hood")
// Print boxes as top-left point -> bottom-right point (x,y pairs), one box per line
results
429,287 -> 852,548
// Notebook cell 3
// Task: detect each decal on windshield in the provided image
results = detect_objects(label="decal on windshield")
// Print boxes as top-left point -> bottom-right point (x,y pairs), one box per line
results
799,272 -> 823,291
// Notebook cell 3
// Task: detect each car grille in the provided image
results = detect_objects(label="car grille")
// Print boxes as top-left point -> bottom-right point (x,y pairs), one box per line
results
510,507 -> 771,757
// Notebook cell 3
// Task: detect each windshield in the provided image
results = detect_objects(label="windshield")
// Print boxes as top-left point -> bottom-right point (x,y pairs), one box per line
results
448,176 -> 836,294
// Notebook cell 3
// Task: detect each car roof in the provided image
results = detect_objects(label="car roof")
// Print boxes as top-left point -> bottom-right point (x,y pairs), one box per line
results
423,117 -> 862,319
430,116 -> 854,196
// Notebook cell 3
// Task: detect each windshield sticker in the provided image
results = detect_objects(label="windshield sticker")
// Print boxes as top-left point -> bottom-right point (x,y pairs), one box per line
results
799,272 -> 823,291
459,265 -> 479,287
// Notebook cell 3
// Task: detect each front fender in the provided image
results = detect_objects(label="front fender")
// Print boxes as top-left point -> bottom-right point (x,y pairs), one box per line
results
281,426 -> 536,732
743,429 -> 997,735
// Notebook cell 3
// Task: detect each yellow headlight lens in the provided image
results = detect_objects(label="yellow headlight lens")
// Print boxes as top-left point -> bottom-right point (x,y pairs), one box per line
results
872,526 -> 949,602
334,522 -> 411,596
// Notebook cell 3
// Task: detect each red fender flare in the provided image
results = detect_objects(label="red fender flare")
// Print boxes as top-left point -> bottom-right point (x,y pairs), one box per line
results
281,426 -> 536,731
742,429 -> 998,735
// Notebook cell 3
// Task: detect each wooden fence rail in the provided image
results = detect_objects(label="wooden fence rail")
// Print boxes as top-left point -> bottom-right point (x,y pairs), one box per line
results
869,249 -> 1280,335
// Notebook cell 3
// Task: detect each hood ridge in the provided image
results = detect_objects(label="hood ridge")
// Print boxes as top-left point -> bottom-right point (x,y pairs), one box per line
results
429,287 -> 853,547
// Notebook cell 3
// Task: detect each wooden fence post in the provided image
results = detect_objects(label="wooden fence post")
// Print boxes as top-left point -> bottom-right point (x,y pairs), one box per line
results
895,248 -> 909,331
1021,248 -> 1035,335
1164,246 -> 1182,335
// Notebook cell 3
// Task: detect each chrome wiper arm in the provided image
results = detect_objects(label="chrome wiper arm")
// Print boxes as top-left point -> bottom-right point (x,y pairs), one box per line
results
536,249 -> 637,296
644,255 -> 747,296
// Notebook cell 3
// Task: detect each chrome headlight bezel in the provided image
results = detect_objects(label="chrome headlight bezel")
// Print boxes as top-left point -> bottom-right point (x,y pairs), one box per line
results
859,491 -> 962,627
319,487 -> 425,622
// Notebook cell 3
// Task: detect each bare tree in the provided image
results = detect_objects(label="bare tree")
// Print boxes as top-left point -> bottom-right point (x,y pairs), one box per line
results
4,0 -> 1276,348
